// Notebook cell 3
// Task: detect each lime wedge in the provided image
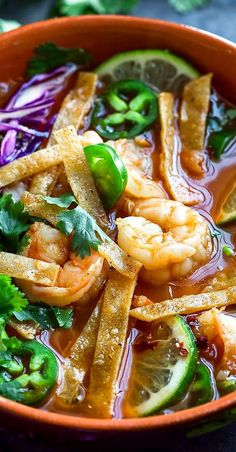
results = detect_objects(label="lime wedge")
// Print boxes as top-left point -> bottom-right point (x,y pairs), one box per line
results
123,316 -> 197,417
95,50 -> 199,92
217,183 -> 236,225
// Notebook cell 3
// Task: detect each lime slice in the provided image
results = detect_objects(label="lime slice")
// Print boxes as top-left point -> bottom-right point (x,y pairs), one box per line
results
217,183 -> 236,225
123,316 -> 197,417
95,50 -> 199,92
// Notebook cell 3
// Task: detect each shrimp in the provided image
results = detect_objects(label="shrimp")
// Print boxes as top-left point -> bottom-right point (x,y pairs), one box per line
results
16,222 -> 105,307
199,309 -> 236,377
116,198 -> 212,285
107,138 -> 167,199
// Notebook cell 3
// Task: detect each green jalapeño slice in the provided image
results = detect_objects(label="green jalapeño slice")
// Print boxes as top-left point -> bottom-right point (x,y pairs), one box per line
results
91,79 -> 158,140
0,339 -> 58,405
84,143 -> 128,209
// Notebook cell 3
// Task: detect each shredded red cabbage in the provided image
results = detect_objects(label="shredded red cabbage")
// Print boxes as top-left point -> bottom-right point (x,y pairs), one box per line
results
0,64 -> 77,166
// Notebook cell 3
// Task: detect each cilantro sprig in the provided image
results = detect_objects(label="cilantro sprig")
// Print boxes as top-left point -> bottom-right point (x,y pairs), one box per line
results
57,205 -> 108,258
0,275 -> 28,317
43,194 -> 109,259
0,275 -> 27,351
27,42 -> 92,77
0,194 -> 31,253
54,0 -> 137,16
43,193 -> 77,209
14,304 -> 73,330
0,273 -> 73,351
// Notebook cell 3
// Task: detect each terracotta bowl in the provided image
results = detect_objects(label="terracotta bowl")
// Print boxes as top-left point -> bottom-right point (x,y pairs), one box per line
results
1,15 -> 236,447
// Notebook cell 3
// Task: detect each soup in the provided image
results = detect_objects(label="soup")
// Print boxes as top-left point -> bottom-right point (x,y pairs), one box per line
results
0,43 -> 235,419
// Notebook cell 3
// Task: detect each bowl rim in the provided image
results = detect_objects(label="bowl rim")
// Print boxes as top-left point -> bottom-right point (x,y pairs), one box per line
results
1,14 -> 236,432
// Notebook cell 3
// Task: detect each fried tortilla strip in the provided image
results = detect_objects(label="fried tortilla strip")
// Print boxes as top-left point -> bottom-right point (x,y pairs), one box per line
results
57,296 -> 103,405
22,192 -> 141,279
0,251 -> 60,285
130,287 -> 236,322
98,241 -> 141,280
54,126 -> 108,229
48,72 -> 98,146
8,318 -> 39,339
0,145 -> 61,189
87,270 -> 138,418
22,191 -> 62,225
159,92 -> 203,206
203,269 -> 236,292
29,165 -> 63,196
180,74 -> 212,175
30,72 -> 98,194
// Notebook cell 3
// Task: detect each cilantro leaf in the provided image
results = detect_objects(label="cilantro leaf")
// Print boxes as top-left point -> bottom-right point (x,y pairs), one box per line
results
51,306 -> 73,328
57,205 -> 108,258
43,193 -> 77,208
0,275 -> 28,317
14,304 -> 73,330
54,0 -> 137,16
27,42 -> 92,77
168,0 -> 209,13
0,275 -> 28,351
42,195 -> 109,258
0,194 -> 30,253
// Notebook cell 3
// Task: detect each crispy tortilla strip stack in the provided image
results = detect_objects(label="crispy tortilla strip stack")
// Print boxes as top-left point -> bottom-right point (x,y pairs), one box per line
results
130,287 -> 236,322
87,270 -> 138,418
54,126 -> 108,230
22,192 -> 141,279
179,74 -> 212,175
0,252 -> 60,285
57,296 -> 103,406
159,92 -> 203,206
0,146 -> 61,189
30,72 -> 98,195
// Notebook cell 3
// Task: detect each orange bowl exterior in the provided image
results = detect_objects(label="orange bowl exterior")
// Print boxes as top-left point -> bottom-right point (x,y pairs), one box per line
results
0,15 -> 236,444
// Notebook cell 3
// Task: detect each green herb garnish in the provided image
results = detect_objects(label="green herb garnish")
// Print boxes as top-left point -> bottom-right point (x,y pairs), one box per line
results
0,194 -> 30,253
0,275 -> 28,351
0,275 -> 27,317
54,0 -> 137,16
27,42 -> 92,77
168,0 -> 209,13
43,193 -> 77,209
57,205 -> 108,258
43,194 -> 109,258
14,304 -> 73,330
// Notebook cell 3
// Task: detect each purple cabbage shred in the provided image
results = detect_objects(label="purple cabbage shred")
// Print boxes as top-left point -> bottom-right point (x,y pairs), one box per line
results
0,64 -> 77,166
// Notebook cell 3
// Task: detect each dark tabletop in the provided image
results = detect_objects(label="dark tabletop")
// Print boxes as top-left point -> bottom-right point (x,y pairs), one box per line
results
0,1 -> 235,451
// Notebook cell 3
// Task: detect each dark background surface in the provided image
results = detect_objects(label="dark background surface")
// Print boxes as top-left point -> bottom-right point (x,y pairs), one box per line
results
1,0 -> 236,42
0,0 -> 235,451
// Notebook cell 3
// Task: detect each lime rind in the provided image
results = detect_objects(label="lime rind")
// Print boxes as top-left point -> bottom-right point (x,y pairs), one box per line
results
95,49 -> 199,82
128,316 -> 198,417
217,184 -> 236,225
218,212 -> 236,226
